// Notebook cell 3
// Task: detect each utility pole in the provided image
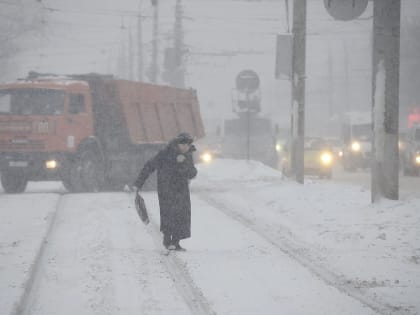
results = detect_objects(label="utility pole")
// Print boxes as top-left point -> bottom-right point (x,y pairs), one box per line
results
328,42 -> 333,135
343,39 -> 352,139
173,0 -> 185,88
150,0 -> 159,83
137,2 -> 143,81
291,0 -> 307,184
128,19 -> 134,81
118,17 -> 127,79
371,0 -> 401,201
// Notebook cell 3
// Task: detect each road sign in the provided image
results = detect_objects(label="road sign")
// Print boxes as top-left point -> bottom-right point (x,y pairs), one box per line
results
275,34 -> 293,80
324,0 -> 368,21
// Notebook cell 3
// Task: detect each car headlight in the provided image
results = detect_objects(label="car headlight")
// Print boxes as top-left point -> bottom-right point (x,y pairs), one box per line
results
275,143 -> 282,153
415,155 -> 420,165
320,152 -> 333,165
338,150 -> 343,157
200,152 -> 213,163
45,159 -> 58,169
351,141 -> 361,152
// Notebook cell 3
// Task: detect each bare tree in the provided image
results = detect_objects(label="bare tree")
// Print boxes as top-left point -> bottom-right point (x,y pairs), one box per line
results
0,0 -> 44,81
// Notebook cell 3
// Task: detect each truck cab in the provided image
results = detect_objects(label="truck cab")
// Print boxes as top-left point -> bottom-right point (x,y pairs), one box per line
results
0,80 -> 94,193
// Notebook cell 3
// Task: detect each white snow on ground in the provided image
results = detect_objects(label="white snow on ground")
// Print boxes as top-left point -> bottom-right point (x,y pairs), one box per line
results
0,159 -> 419,314
0,194 -> 60,314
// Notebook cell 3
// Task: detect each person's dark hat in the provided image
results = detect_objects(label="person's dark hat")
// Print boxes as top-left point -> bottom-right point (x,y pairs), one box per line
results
174,132 -> 194,144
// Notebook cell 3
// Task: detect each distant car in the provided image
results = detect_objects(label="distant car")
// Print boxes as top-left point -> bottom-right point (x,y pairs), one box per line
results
194,137 -> 222,164
401,125 -> 420,176
326,138 -> 344,159
281,137 -> 334,179
341,136 -> 371,171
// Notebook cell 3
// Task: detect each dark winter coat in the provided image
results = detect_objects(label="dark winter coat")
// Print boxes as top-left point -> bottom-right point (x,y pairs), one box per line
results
134,141 -> 197,240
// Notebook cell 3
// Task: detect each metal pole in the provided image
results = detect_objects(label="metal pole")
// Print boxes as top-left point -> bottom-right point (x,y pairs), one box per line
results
371,0 -> 401,201
151,0 -> 159,83
291,0 -> 307,184
247,109 -> 250,161
173,0 -> 185,88
328,42 -> 333,134
344,40 -> 352,140
128,19 -> 134,81
137,2 -> 143,81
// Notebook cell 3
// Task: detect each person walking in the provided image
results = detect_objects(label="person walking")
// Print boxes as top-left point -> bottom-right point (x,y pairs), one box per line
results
133,132 -> 197,251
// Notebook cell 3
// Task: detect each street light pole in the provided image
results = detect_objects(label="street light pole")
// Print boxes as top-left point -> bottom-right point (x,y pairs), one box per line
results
371,0 -> 401,201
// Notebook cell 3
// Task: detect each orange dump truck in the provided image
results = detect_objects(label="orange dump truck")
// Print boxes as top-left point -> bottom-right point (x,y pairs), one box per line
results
0,72 -> 205,193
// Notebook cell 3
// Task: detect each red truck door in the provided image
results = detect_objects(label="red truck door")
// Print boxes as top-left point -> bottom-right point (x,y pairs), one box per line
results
61,91 -> 94,151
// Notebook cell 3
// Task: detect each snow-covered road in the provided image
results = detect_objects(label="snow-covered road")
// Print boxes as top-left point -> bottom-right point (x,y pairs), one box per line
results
1,160 -> 419,315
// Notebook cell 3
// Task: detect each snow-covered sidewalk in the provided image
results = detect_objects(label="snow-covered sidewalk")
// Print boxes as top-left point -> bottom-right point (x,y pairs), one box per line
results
193,159 -> 420,314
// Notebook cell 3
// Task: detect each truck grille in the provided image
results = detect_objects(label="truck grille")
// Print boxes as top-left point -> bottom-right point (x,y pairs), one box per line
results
0,140 -> 45,150
0,121 -> 32,133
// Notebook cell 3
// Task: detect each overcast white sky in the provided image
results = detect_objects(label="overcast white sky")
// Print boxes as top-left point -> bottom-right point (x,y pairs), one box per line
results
2,0 -> 420,135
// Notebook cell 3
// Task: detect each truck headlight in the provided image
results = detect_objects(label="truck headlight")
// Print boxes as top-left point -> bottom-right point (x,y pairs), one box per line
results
45,159 -> 58,169
320,152 -> 333,165
351,141 -> 361,152
200,152 -> 213,163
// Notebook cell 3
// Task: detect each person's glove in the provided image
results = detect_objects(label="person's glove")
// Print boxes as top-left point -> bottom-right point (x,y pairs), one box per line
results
176,154 -> 186,163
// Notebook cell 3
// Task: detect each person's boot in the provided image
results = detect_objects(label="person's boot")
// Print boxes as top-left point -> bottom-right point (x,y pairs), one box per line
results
163,234 -> 171,249
172,239 -> 186,251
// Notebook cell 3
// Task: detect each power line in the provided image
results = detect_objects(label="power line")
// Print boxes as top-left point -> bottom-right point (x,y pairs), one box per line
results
41,5 -> 154,18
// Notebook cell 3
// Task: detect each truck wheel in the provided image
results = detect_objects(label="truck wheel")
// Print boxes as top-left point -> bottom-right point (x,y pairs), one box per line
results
80,150 -> 105,192
1,169 -> 28,193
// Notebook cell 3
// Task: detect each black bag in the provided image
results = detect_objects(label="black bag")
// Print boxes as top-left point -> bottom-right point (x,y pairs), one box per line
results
135,193 -> 150,224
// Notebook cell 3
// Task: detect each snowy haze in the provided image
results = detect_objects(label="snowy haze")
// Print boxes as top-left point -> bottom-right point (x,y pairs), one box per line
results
2,0 -> 419,135
0,0 -> 379,136
1,2 -> 420,314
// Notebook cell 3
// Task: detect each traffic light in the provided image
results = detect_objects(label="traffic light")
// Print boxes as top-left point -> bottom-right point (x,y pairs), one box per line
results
324,0 -> 368,21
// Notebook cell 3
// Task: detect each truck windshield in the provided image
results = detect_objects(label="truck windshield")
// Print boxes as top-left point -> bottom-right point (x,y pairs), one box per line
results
0,89 -> 65,115
351,124 -> 371,140
304,138 -> 328,150
342,123 -> 371,142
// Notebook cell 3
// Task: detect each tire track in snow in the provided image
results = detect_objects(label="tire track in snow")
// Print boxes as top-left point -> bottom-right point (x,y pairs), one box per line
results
134,193 -> 216,315
196,191 -> 395,315
12,193 -> 64,315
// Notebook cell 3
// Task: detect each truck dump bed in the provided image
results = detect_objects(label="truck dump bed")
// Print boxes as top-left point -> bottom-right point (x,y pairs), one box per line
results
109,80 -> 205,144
